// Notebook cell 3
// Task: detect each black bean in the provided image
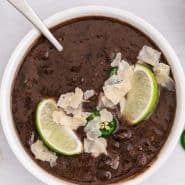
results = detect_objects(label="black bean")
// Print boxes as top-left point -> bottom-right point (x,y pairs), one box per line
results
122,160 -> 133,173
150,135 -> 155,142
152,127 -> 163,136
70,65 -> 81,72
126,143 -> 134,152
96,170 -> 112,181
24,97 -> 32,109
40,86 -> 48,95
142,138 -> 151,147
42,66 -> 53,75
44,51 -> 49,58
113,128 -> 132,141
137,154 -> 147,167
113,142 -> 120,149
125,143 -> 137,158
110,156 -> 120,170
138,145 -> 143,151
96,155 -> 112,169
24,78 -> 38,89
147,145 -> 156,154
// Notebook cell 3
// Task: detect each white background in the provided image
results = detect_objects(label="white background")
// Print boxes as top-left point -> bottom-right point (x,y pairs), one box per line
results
0,0 -> 185,185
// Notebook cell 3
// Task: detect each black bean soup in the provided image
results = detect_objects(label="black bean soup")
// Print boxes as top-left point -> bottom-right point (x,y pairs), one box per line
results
12,17 -> 176,185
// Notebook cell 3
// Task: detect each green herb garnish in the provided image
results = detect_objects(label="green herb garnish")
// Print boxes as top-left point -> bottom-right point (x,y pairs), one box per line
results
109,66 -> 118,76
87,110 -> 100,122
86,110 -> 117,137
99,119 -> 117,137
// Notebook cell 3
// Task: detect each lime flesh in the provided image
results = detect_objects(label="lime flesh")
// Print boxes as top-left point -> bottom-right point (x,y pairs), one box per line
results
124,64 -> 159,124
35,99 -> 82,155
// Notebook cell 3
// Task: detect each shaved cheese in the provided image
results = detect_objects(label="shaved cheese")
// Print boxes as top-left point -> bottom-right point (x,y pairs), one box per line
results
84,138 -> 107,157
117,60 -> 134,81
154,62 -> 170,75
106,60 -> 133,86
100,109 -> 113,122
53,110 -> 71,125
101,95 -> 115,108
84,117 -> 102,139
103,80 -> 131,105
81,112 -> 91,119
52,110 -> 86,130
104,75 -> 119,86
156,73 -> 175,91
72,113 -> 87,129
84,89 -> 95,100
54,87 -> 88,130
120,97 -> 126,114
71,88 -> 83,108
57,87 -> 83,113
65,105 -> 82,115
103,56 -> 133,106
52,110 -> 66,124
97,93 -> 115,109
111,52 -> 122,67
86,131 -> 100,141
96,93 -> 104,109
154,62 -> 175,90
137,45 -> 161,66
31,140 -> 57,167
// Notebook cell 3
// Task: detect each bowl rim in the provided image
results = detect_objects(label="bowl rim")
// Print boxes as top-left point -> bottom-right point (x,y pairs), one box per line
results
0,5 -> 185,185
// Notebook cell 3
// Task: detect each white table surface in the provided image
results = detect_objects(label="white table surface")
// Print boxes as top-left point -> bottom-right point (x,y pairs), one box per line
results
0,0 -> 185,185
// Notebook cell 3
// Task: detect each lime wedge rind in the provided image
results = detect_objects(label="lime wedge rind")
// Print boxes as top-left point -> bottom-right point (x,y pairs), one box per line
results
124,64 -> 159,124
35,99 -> 82,155
136,64 -> 159,123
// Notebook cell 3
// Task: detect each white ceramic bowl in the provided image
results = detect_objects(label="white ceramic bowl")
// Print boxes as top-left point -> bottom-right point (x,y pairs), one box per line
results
0,6 -> 185,185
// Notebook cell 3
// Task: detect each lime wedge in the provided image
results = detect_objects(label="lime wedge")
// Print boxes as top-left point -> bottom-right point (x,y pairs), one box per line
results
35,99 -> 82,155
124,64 -> 159,124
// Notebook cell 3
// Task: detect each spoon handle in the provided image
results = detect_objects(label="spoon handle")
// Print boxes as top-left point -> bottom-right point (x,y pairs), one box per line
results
7,0 -> 63,52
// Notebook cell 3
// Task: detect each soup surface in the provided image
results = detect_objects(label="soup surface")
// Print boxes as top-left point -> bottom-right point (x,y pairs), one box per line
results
12,17 -> 176,185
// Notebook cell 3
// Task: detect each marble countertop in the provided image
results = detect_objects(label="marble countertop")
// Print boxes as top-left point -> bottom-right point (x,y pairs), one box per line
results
0,0 -> 185,185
